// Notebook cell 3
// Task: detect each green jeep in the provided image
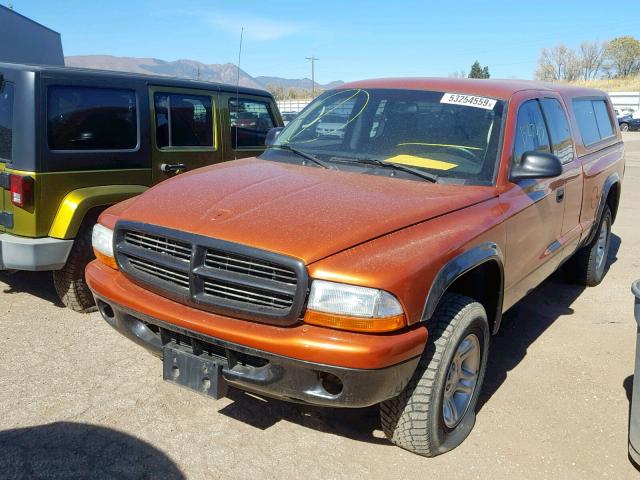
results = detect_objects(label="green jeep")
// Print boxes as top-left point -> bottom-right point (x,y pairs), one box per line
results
0,62 -> 282,311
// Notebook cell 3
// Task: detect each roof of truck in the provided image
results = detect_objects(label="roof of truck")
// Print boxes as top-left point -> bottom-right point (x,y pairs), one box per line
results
0,61 -> 271,97
339,77 -> 607,100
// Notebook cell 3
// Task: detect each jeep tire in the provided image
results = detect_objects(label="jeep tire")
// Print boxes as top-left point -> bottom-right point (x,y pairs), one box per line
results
568,206 -> 612,287
380,293 -> 489,457
53,224 -> 97,313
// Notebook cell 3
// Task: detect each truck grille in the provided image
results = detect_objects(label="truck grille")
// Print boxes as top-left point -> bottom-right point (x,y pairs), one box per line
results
114,221 -> 308,326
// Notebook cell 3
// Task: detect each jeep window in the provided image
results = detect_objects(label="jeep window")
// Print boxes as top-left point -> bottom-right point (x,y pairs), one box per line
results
0,81 -> 14,161
513,100 -> 551,164
47,86 -> 138,151
540,98 -> 574,164
229,98 -> 276,149
573,98 -> 614,146
268,88 -> 506,185
154,93 -> 214,149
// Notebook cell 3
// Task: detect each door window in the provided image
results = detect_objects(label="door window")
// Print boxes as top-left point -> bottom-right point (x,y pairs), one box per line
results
47,86 -> 138,151
540,98 -> 574,164
573,98 -> 614,146
513,100 -> 551,165
229,98 -> 275,148
0,81 -> 14,161
154,93 -> 214,149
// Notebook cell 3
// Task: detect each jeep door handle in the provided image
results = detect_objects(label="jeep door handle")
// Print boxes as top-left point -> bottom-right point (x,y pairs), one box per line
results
556,187 -> 565,203
160,163 -> 186,173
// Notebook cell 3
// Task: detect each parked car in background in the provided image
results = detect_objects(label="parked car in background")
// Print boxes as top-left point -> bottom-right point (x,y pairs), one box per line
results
0,62 -> 282,311
281,112 -> 297,126
87,78 -> 624,456
315,114 -> 347,138
619,114 -> 640,131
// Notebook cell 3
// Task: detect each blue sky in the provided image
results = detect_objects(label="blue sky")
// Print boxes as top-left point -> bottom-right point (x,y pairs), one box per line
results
7,0 -> 638,83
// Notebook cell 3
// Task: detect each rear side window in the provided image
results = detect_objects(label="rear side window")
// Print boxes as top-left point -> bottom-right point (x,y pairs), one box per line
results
229,98 -> 275,148
48,86 -> 138,151
513,100 -> 551,164
572,98 -> 614,147
0,81 -> 14,161
154,93 -> 214,149
540,98 -> 574,164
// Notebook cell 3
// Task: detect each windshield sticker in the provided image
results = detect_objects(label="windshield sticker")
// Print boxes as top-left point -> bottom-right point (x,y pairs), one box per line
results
440,93 -> 496,110
386,155 -> 458,171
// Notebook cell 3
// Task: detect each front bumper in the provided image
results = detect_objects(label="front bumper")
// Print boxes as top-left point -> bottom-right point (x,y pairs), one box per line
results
93,294 -> 420,407
0,233 -> 73,270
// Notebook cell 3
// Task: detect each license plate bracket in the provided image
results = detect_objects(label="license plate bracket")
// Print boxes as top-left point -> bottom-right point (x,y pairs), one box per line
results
162,345 -> 228,399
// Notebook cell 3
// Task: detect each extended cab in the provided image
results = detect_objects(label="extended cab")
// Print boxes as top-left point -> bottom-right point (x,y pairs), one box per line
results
0,63 -> 281,311
86,79 -> 624,456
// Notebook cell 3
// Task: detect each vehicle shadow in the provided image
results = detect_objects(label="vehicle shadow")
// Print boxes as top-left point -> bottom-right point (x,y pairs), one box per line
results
220,234 -> 621,445
0,422 -> 184,479
478,233 -> 621,411
0,270 -> 65,308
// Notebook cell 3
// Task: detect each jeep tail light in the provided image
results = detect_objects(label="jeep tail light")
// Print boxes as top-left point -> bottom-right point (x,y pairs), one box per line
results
9,174 -> 34,208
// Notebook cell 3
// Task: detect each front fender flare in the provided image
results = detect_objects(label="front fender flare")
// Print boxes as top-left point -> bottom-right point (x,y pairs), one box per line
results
422,242 -> 504,334
49,185 -> 148,239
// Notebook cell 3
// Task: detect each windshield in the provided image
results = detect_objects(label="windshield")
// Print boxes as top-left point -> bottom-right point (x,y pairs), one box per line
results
271,88 -> 506,184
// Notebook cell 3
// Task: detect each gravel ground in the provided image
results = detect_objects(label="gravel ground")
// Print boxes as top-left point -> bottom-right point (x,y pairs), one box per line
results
1,133 -> 640,479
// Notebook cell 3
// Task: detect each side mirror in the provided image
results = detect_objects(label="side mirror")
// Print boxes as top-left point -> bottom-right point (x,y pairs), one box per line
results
265,127 -> 284,147
510,151 -> 563,181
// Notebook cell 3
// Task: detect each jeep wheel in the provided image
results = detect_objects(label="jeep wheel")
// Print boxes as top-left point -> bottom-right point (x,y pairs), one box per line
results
53,225 -> 97,313
380,293 -> 489,456
620,122 -> 629,132
568,206 -> 612,287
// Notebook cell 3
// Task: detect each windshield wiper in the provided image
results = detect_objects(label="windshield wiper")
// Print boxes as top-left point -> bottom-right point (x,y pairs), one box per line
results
329,156 -> 438,183
270,145 -> 332,169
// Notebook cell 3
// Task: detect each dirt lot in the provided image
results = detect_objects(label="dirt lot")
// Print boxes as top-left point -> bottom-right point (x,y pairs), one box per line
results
1,133 -> 640,480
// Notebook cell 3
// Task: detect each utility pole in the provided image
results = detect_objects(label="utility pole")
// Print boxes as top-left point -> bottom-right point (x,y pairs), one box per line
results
305,56 -> 319,98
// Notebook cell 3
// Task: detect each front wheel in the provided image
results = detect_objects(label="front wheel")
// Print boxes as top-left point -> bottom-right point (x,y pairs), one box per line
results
380,293 -> 489,456
53,225 -> 97,312
620,123 -> 629,132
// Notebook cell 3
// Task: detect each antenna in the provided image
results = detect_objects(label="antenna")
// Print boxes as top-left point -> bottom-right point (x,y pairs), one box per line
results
234,27 -> 244,161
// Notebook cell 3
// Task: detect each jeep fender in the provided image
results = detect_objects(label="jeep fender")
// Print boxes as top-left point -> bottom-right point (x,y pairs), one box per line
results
422,242 -> 504,334
49,185 -> 148,239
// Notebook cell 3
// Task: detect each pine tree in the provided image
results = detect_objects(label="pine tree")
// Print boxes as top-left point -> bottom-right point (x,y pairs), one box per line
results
468,61 -> 490,79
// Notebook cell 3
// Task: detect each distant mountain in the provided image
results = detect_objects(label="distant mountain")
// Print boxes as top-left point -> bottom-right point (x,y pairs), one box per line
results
65,55 -> 343,91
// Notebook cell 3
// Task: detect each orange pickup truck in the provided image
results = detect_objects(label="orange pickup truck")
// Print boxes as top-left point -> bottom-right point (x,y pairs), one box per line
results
86,78 -> 624,456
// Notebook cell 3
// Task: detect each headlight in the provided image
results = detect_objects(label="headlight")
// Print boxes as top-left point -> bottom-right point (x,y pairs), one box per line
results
304,280 -> 405,332
92,223 -> 117,269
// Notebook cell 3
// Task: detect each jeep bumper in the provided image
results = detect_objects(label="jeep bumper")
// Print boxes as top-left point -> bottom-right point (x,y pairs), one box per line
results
0,234 -> 73,270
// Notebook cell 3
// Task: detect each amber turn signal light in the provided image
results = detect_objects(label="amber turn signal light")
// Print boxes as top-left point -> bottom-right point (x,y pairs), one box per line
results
93,248 -> 118,270
304,309 -> 406,333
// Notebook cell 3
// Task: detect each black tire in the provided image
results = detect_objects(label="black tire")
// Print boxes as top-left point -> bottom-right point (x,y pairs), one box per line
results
567,206 -> 612,287
53,224 -> 97,312
380,293 -> 489,457
620,123 -> 629,132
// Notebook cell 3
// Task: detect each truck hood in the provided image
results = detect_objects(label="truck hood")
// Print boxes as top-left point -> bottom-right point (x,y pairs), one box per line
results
118,158 -> 496,264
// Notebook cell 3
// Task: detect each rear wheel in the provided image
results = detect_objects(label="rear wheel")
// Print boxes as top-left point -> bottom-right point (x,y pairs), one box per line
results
380,293 -> 489,456
567,206 -> 612,286
53,224 -> 97,312
620,122 -> 629,132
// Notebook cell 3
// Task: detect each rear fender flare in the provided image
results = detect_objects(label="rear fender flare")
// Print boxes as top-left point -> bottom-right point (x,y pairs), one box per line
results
49,185 -> 148,239
583,172 -> 620,246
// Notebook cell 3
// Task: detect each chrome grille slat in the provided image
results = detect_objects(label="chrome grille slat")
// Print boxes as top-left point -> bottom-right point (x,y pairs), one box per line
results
203,280 -> 293,309
205,250 -> 297,285
128,258 -> 189,288
124,232 -> 192,261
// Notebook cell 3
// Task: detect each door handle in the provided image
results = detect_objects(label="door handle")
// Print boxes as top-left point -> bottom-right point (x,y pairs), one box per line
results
161,163 -> 186,173
556,187 -> 565,203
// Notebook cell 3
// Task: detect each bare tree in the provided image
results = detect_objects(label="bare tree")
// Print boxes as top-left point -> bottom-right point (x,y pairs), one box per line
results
579,41 -> 605,80
535,44 -> 581,81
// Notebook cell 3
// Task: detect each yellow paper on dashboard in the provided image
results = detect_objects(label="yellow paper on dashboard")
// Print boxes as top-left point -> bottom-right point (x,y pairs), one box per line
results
385,155 -> 458,171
